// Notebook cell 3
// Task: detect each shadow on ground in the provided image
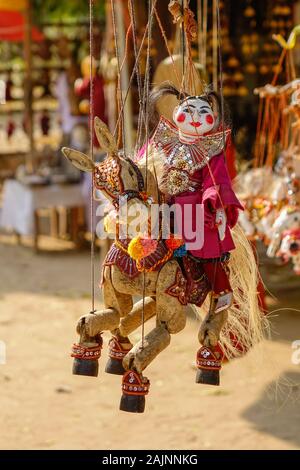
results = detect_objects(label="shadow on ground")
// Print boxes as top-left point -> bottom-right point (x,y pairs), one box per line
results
242,370 -> 300,448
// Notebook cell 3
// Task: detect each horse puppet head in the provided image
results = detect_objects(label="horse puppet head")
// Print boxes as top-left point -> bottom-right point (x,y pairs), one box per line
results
62,118 -> 156,239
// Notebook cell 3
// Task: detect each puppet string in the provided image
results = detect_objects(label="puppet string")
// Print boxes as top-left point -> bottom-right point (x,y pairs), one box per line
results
128,0 -> 147,153
113,0 -> 158,142
89,0 -> 96,314
111,0 -> 126,151
141,0 -> 155,346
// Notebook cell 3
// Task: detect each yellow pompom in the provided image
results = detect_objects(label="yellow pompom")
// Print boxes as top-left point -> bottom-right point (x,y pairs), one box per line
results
128,237 -> 145,261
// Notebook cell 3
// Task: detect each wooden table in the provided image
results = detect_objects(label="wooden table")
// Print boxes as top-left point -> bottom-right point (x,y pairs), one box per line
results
0,179 -> 85,250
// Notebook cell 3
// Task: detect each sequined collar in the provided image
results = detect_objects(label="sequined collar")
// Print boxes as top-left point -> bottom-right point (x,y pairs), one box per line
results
152,116 -> 231,173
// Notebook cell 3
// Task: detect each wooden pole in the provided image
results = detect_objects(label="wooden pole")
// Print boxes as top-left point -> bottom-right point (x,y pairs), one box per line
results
23,0 -> 34,173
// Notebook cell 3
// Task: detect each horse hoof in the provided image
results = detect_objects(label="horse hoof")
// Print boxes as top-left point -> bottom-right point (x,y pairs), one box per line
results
105,357 -> 125,375
72,358 -> 99,377
71,335 -> 102,377
105,336 -> 132,376
196,368 -> 220,386
119,370 -> 150,413
119,393 -> 145,413
195,344 -> 223,386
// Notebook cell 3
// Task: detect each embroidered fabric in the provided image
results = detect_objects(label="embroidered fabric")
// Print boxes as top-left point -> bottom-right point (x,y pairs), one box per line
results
103,239 -> 170,279
152,117 -> 230,195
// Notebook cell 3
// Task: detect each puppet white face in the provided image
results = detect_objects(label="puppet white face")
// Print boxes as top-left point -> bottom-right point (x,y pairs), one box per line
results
173,97 -> 215,136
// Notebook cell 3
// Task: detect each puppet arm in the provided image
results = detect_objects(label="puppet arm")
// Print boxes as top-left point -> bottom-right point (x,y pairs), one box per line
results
202,153 -> 243,228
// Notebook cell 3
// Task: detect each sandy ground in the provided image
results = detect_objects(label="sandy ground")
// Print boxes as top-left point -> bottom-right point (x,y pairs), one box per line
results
0,235 -> 300,450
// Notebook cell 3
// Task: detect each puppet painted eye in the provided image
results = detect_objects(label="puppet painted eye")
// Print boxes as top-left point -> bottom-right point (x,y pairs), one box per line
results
206,115 -> 214,124
177,113 -> 186,123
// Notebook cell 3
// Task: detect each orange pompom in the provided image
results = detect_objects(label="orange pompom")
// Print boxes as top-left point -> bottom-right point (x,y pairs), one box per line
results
165,235 -> 184,250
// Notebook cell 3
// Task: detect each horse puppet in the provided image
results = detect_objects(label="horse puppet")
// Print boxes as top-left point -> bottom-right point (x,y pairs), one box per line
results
62,117 -> 266,413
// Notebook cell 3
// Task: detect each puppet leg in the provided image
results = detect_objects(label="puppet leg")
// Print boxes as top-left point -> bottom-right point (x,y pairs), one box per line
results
72,266 -> 133,377
105,297 -> 156,375
120,261 -> 186,413
196,261 -> 231,386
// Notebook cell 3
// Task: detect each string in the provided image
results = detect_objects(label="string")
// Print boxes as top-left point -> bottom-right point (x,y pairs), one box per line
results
113,0 -> 158,141
202,0 -> 208,73
111,0 -> 126,151
184,2 -> 227,206
207,0 -> 226,305
289,49 -> 296,81
216,0 -> 226,152
89,0 -> 95,314
180,0 -> 186,93
254,43 -> 295,168
148,2 -> 229,320
141,0 -> 154,347
119,23 -> 133,75
128,0 -> 146,153
154,8 -> 181,88
181,0 -> 222,319
212,0 -> 218,90
259,97 -> 270,166
254,96 -> 263,167
271,48 -> 286,86
197,0 -> 203,66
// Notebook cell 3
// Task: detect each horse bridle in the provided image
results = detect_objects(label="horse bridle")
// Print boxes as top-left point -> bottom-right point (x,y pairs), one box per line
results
94,153 -> 148,208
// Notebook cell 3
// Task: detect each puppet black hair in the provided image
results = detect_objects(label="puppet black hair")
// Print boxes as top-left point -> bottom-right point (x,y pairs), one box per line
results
149,82 -> 229,130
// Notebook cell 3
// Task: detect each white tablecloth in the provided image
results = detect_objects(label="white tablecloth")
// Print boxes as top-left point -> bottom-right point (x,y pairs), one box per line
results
0,179 -> 85,236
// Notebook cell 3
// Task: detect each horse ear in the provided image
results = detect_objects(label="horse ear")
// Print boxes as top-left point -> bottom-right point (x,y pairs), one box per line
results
62,147 -> 95,172
94,117 -> 118,155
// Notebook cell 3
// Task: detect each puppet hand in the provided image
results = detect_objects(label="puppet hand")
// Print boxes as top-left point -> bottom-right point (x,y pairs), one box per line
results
216,208 -> 227,241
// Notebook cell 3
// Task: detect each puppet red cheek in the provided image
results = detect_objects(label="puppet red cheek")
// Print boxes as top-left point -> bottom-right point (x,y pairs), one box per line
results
177,113 -> 186,123
206,115 -> 214,125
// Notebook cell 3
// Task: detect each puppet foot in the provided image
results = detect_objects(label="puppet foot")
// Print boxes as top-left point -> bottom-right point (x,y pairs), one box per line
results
72,358 -> 99,377
195,344 -> 223,386
119,370 -> 150,413
71,336 -> 102,377
196,368 -> 220,386
120,394 -> 146,413
105,336 -> 133,376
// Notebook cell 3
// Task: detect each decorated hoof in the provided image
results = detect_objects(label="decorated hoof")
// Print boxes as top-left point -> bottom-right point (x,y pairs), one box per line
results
119,370 -> 150,414
71,337 -> 102,377
196,344 -> 224,387
120,393 -> 145,413
105,357 -> 125,375
73,358 -> 99,377
105,336 -> 132,376
196,368 -> 220,385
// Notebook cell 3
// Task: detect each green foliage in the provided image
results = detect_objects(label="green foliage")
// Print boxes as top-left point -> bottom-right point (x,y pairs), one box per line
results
32,0 -> 105,24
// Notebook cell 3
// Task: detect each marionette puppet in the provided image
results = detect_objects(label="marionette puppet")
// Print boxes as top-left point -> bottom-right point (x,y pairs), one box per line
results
62,96 -> 266,413
138,82 -> 266,380
58,0 -> 267,413
148,83 -> 243,314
